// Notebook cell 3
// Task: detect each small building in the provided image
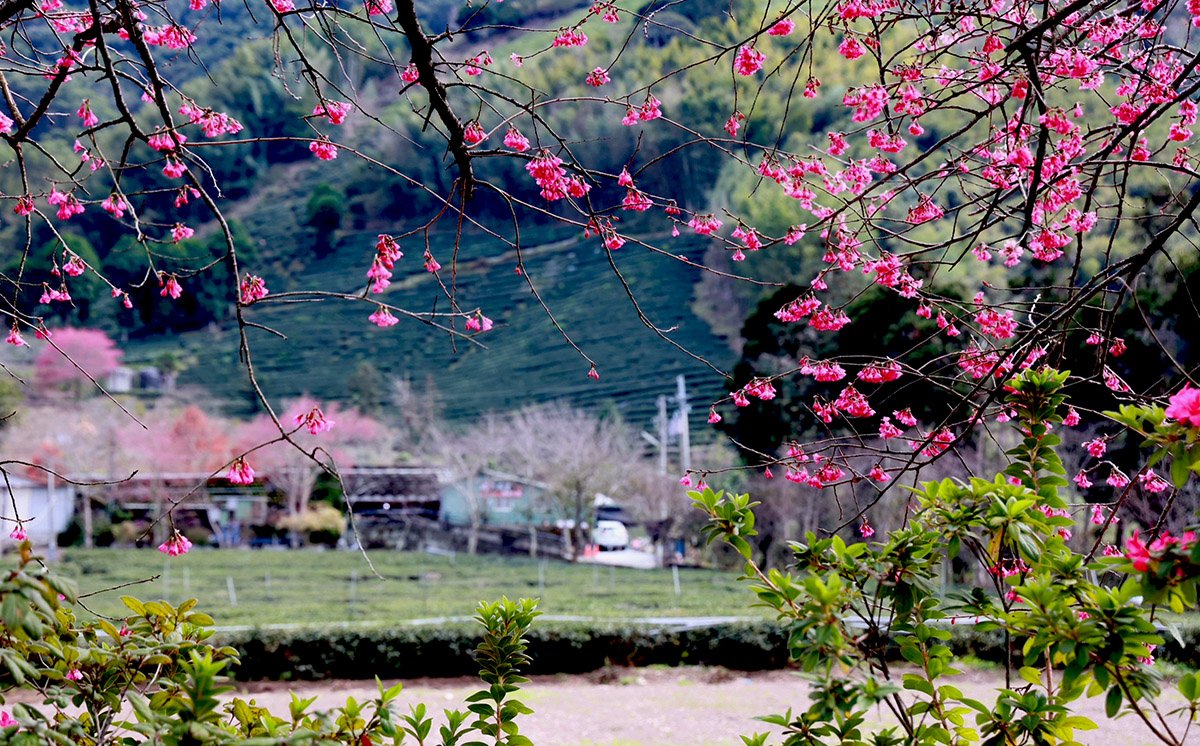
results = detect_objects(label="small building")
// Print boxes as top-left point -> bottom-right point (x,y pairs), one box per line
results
137,367 -> 162,390
106,366 -> 135,393
439,470 -> 555,528
342,466 -> 444,518
340,466 -> 445,550
0,473 -> 75,546
93,472 -> 272,547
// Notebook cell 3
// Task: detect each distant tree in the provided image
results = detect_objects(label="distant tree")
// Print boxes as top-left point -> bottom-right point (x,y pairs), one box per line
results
0,378 -> 21,424
346,361 -> 387,415
34,328 -> 123,396
433,413 -> 505,555
153,351 -> 189,393
3,236 -> 104,326
118,404 -> 235,475
306,184 -> 345,257
388,376 -> 444,455
237,398 -> 390,538
490,403 -> 642,561
112,403 -> 236,545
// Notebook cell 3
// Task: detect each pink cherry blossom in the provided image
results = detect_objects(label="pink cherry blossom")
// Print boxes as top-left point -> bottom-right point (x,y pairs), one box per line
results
369,306 -> 398,327
226,458 -> 255,484
1165,384 -> 1200,427
734,45 -> 765,76
77,99 -> 98,127
503,128 -> 530,152
162,158 -> 187,178
160,274 -> 182,299
313,101 -> 350,125
724,111 -> 744,137
463,121 -> 486,146
838,37 -> 865,60
6,327 -> 27,347
63,253 -> 86,277
767,17 -> 794,35
294,406 -> 333,435
147,130 -> 186,152
157,530 -> 193,556
553,28 -> 588,47
171,223 -> 194,243
239,275 -> 269,304
309,139 -> 338,160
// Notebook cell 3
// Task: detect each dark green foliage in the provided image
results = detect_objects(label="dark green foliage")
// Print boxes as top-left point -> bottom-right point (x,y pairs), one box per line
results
101,222 -> 255,336
3,234 -> 104,325
345,360 -> 388,415
214,619 -> 1200,681
0,545 -> 542,743
464,0 -> 592,31
694,369 -> 1200,744
306,184 -> 345,258
219,621 -> 793,681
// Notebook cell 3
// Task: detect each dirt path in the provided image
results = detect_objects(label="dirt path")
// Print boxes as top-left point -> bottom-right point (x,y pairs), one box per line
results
231,667 -> 1196,746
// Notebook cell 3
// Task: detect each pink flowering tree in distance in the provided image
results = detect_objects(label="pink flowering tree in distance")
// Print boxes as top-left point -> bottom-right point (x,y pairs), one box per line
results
31,327 -> 121,394
235,397 -> 385,522
0,0 -> 1198,741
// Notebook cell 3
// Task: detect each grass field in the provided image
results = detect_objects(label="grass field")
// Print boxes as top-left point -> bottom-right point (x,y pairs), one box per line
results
57,549 -> 760,627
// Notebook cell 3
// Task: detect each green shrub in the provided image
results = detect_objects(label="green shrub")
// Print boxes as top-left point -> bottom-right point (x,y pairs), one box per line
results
216,619 -> 1199,681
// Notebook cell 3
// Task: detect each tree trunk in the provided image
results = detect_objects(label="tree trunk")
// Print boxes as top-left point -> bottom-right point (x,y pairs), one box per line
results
570,492 -> 585,562
82,492 -> 94,549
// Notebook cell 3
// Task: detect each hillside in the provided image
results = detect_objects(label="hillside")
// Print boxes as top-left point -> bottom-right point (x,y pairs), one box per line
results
124,224 -> 735,430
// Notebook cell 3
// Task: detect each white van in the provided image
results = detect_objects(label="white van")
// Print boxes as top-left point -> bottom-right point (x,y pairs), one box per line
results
591,520 -> 630,550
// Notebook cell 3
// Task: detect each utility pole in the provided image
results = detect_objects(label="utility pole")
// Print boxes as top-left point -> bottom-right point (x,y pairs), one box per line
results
641,395 -> 671,475
675,375 -> 691,473
656,395 -> 669,474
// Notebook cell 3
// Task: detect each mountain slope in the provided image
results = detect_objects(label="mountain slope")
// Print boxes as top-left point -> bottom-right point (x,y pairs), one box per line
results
129,226 -> 735,431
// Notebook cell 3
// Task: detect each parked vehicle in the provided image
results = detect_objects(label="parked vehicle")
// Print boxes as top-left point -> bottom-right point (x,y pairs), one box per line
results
591,519 -> 630,551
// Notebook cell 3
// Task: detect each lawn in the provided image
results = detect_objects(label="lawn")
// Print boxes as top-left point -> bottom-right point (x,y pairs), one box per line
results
57,549 -> 761,627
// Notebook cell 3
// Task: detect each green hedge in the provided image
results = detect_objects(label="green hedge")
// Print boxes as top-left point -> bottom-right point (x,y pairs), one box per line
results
217,621 -> 1200,681
219,622 -> 792,680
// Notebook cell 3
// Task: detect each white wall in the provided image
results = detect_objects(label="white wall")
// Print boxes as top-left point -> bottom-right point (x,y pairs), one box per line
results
1,481 -> 76,543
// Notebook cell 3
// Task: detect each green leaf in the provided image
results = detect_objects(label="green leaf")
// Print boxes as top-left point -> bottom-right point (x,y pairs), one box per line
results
1061,715 -> 1098,731
1179,673 -> 1198,702
1170,455 -> 1192,488
1105,686 -> 1123,719
903,674 -> 935,697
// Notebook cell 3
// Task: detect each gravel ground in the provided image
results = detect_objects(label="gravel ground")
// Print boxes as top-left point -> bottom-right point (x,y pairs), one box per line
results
226,667 -> 1196,746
